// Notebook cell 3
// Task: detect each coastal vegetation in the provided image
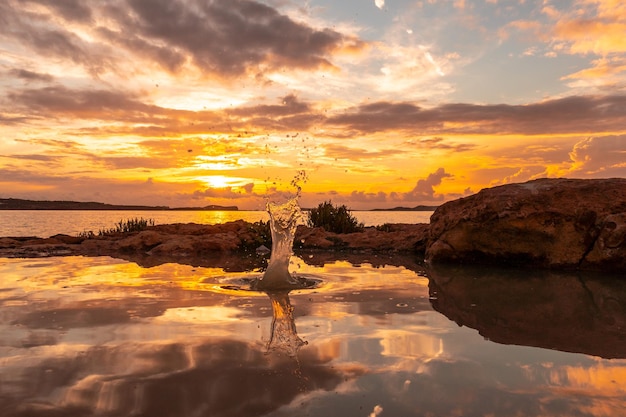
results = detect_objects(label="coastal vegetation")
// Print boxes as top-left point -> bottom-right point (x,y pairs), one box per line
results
307,201 -> 364,234
79,217 -> 155,238
245,220 -> 272,250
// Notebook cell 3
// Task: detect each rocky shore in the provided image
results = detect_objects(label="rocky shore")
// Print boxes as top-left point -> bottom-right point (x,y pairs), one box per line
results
427,177 -> 626,272
0,220 -> 429,268
1,178 -> 625,272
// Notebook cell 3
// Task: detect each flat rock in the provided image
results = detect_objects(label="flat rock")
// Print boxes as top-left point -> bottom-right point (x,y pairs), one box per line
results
426,178 -> 626,271
0,220 -> 430,262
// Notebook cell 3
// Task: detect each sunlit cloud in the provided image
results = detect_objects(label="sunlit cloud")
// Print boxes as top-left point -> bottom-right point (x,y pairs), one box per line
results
325,96 -> 626,136
565,135 -> 626,176
0,0 -> 624,209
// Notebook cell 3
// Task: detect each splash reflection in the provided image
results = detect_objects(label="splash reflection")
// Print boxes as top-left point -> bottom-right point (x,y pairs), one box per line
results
265,291 -> 307,356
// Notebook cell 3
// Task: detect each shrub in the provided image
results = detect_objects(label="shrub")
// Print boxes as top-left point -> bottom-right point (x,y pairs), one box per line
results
374,223 -> 395,232
247,220 -> 272,248
101,217 -> 155,235
307,201 -> 364,234
78,230 -> 96,239
78,217 -> 155,238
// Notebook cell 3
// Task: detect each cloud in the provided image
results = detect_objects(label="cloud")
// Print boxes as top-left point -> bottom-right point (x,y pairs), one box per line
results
25,0 -> 93,22
375,0 -> 385,10
319,168 -> 456,208
1,154 -> 64,163
567,135 -> 626,175
113,0 -> 364,77
191,183 -> 258,200
5,86 -> 319,135
325,95 -> 626,135
404,137 -> 477,153
323,144 -> 404,161
8,82 -> 626,140
0,0 -> 365,80
563,57 -> 626,80
503,1 -> 626,55
228,94 -> 311,118
400,168 -> 453,201
8,86 -> 156,118
8,69 -> 54,83
0,2 -> 116,76
349,190 -> 387,202
554,14 -> 626,56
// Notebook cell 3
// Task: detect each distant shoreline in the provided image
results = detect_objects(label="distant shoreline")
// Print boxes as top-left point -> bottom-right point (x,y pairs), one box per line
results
368,205 -> 439,212
0,198 -> 439,212
0,198 -> 238,211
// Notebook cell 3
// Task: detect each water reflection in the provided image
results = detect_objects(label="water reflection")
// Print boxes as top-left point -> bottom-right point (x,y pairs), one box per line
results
428,263 -> 626,358
265,291 -> 306,356
2,256 -> 626,416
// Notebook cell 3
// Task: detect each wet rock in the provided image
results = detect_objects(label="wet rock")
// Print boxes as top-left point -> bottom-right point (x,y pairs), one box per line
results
426,178 -> 626,271
295,224 -> 429,252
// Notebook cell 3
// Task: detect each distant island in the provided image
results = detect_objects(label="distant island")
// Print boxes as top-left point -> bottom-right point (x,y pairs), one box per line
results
0,198 -> 238,211
369,205 -> 438,211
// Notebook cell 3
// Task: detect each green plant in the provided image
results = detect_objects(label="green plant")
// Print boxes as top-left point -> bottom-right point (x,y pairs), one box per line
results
78,230 -> 96,238
247,220 -> 272,248
375,223 -> 395,232
79,217 -> 155,238
307,200 -> 364,234
101,217 -> 155,235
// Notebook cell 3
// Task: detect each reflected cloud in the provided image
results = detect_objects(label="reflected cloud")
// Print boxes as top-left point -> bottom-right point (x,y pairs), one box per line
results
1,338 -> 353,417
2,256 -> 626,416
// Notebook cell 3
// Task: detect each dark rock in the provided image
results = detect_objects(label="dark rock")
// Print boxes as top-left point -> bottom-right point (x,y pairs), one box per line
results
426,178 -> 626,271
50,234 -> 85,244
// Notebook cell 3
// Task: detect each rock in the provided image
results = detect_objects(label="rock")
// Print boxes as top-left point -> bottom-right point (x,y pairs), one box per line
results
337,224 -> 429,252
296,226 -> 335,249
295,224 -> 430,252
50,234 -> 85,244
255,245 -> 270,254
115,231 -> 167,252
0,237 -> 21,248
426,178 -> 626,271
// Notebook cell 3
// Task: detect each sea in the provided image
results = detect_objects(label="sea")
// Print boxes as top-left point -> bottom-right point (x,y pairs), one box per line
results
0,210 -> 434,238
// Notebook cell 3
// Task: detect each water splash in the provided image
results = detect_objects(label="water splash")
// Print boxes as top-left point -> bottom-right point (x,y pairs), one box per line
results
254,196 -> 303,290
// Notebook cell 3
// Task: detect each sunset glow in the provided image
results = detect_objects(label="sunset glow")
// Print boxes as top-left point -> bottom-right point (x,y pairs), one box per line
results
1,0 -> 625,209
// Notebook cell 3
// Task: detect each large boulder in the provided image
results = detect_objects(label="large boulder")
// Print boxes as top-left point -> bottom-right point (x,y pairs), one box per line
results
425,178 -> 626,271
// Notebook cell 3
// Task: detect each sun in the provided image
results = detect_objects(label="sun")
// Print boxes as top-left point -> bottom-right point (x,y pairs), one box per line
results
196,175 -> 251,189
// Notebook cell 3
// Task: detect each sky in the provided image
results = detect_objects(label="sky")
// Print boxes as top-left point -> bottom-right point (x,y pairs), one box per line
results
1,0 -> 625,210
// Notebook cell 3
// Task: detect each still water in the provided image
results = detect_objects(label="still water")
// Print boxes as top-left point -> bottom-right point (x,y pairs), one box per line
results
0,210 -> 434,238
1,254 -> 625,416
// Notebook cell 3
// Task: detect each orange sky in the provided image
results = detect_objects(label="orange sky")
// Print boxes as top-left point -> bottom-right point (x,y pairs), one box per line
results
1,0 -> 625,209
